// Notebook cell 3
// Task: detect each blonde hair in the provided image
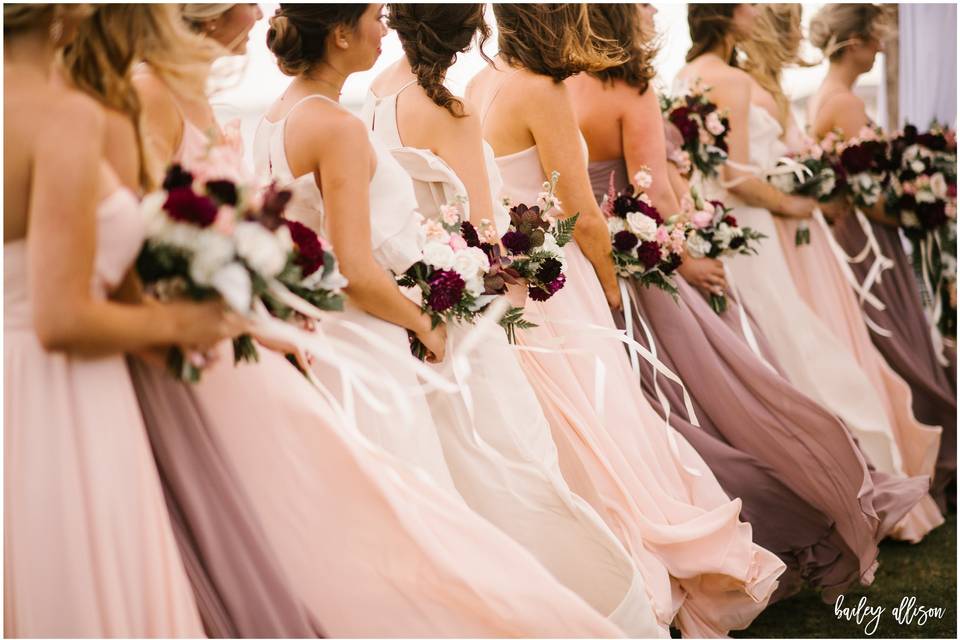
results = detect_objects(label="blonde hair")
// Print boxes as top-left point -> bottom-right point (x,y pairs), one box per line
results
809,3 -> 893,61
64,4 -> 221,189
741,4 -> 810,124
3,3 -> 92,35
182,3 -> 235,27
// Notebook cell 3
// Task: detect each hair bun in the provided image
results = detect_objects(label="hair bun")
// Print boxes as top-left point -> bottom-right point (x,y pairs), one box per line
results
267,11 -> 307,76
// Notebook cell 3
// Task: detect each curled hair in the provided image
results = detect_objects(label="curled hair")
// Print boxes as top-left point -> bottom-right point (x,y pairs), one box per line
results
493,3 -> 626,83
64,4 -> 220,190
266,3 -> 366,76
3,3 -> 92,35
388,3 -> 490,117
181,3 -> 235,30
586,4 -> 658,94
809,3 -> 892,61
685,4 -> 738,63
741,4 -> 812,123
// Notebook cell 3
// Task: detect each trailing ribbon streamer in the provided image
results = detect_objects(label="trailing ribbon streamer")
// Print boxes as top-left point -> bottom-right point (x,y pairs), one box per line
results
812,208 -> 894,338
919,234 -> 950,366
721,156 -> 812,190
722,265 -> 779,374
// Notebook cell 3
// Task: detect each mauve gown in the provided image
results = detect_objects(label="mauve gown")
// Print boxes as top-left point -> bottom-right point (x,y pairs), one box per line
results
127,116 -> 321,638
831,214 -> 956,512
4,189 -> 204,637
588,158 -> 929,602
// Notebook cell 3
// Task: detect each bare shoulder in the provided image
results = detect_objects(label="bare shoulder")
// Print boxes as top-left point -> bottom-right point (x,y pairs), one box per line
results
295,100 -> 370,159
132,67 -> 176,110
821,89 -> 865,116
41,89 -> 104,145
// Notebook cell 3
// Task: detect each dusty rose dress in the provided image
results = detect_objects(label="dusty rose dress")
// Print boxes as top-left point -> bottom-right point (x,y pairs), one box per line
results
479,73 -> 785,634
588,159 -> 928,602
4,189 -> 204,637
128,114 -> 320,638
832,215 -> 956,512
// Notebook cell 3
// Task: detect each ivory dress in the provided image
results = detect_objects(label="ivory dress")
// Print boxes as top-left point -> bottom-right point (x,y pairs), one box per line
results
4,188 -> 205,637
717,104 -> 944,542
477,72 -> 786,638
363,83 -> 664,637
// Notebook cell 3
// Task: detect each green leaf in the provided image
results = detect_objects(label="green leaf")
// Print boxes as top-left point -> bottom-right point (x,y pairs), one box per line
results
553,213 -> 579,247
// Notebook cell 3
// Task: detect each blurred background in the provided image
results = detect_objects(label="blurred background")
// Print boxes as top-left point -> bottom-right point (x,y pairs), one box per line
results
211,3 -> 957,161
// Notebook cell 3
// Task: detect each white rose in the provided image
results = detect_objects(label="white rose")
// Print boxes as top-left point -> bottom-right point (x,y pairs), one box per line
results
210,262 -> 253,313
770,172 -> 796,193
607,217 -> 626,234
189,230 -> 235,285
911,159 -> 926,174
161,222 -> 201,251
713,223 -> 735,247
819,172 -> 837,197
422,242 -> 456,270
274,224 -> 294,252
685,232 -> 712,259
140,191 -> 169,237
626,211 -> 658,241
234,221 -> 288,278
705,111 -> 725,136
452,247 -> 488,281
633,168 -> 653,190
465,276 -> 485,298
539,232 -> 566,266
931,173 -> 948,199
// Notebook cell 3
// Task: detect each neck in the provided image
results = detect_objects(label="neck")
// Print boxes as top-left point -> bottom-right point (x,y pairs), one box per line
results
825,60 -> 860,89
705,35 -> 736,65
4,31 -> 59,80
302,61 -> 347,101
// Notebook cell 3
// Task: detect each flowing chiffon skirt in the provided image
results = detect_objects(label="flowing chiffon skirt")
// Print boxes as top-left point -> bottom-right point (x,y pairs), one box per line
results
190,345 -> 624,638
127,356 -> 321,637
773,217 -> 944,541
832,215 -> 956,512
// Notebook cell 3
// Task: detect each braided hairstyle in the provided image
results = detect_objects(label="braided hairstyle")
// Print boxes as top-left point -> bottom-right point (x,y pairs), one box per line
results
266,3 -> 366,76
387,3 -> 490,117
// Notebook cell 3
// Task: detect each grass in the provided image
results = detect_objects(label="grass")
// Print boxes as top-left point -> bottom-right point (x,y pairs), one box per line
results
732,513 -> 956,638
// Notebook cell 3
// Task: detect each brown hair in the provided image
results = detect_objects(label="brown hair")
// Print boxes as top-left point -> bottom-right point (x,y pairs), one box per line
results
388,4 -> 490,117
586,4 -> 658,94
809,3 -> 892,61
741,4 -> 810,123
3,3 -> 92,36
493,3 -> 625,83
266,3 -> 366,76
685,4 -> 738,63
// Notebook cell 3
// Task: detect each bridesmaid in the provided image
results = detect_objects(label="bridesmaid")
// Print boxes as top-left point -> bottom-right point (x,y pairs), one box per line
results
807,2 -> 957,513
468,4 -> 786,637
679,3 -> 943,542
4,4 -> 240,636
364,4 -> 662,635
567,1 -> 924,602
64,5 -> 324,636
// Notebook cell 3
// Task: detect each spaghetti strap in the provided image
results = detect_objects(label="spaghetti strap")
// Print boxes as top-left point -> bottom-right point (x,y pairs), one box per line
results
480,68 -> 522,125
281,93 -> 343,122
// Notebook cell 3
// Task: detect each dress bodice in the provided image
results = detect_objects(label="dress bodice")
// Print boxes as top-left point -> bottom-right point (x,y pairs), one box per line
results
253,94 -> 423,274
5,188 -> 145,332
362,87 -> 511,234
747,105 -> 788,170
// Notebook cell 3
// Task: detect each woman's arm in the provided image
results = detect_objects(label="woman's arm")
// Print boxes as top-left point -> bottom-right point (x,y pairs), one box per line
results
315,110 -> 446,358
29,97 -> 239,355
709,73 -> 815,219
525,78 -> 621,309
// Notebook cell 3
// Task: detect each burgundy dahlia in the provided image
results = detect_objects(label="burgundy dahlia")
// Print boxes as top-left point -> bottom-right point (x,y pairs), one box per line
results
536,257 -> 563,283
669,107 -> 699,143
613,230 -> 639,252
427,269 -> 465,312
164,187 -> 218,227
286,219 -> 325,276
840,144 -> 874,174
636,241 -> 662,270
660,252 -> 682,275
722,214 -> 738,227
917,200 -> 948,230
206,179 -> 239,207
162,164 -> 194,190
502,230 -> 531,254
528,273 -> 565,301
460,220 -> 480,248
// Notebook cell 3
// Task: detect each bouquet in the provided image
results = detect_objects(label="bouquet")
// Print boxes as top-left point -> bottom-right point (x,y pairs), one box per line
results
682,188 -> 766,313
601,167 -> 686,296
661,83 -> 730,180
885,123 -> 957,239
835,125 -> 890,209
397,197 -> 532,356
498,171 -> 578,303
768,140 -> 844,245
137,164 -> 346,381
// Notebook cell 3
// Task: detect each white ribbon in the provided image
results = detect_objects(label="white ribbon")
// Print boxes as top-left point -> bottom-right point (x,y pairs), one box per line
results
722,157 -> 812,190
812,208 -> 894,338
919,233 -> 951,366
722,265 -> 778,374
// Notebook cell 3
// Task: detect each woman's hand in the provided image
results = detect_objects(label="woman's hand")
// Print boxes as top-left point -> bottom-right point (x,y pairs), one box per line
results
779,194 -> 817,219
678,256 -> 727,296
164,300 -> 248,350
819,196 -> 851,223
415,322 -> 448,363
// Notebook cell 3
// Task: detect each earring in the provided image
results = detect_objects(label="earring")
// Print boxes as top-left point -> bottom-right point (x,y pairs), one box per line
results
49,18 -> 63,44
338,39 -> 348,48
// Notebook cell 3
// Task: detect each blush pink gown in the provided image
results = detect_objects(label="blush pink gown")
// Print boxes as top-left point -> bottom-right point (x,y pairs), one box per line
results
478,71 -> 785,640
172,98 -> 625,637
4,188 -> 205,637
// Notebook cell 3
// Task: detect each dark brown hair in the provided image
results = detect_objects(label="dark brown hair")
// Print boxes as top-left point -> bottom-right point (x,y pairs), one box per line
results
388,3 -> 490,117
266,3 -> 366,76
809,3 -> 892,61
493,3 -> 625,83
586,4 -> 658,94
686,3 -> 738,63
